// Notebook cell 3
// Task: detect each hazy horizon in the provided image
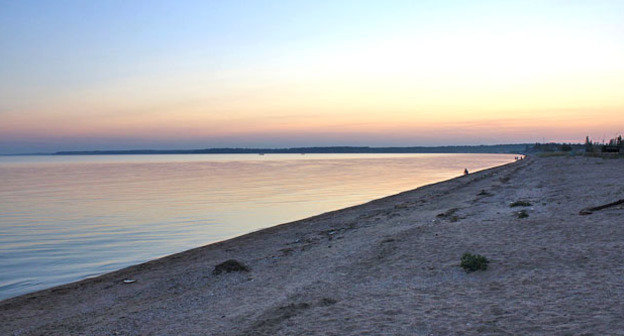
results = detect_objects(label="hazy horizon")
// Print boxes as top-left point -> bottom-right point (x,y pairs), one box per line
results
2,1 -> 623,154
1,141 -> 566,156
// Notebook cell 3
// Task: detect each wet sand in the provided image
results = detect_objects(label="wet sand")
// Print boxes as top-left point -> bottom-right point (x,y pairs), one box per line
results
2,156 -> 623,335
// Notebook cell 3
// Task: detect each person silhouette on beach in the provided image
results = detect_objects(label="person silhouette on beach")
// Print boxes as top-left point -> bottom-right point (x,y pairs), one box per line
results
464,168 -> 469,175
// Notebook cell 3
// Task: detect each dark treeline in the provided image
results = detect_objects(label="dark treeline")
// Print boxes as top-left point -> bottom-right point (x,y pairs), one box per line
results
528,143 -> 585,152
54,144 -> 531,155
528,135 -> 624,154
585,135 -> 624,154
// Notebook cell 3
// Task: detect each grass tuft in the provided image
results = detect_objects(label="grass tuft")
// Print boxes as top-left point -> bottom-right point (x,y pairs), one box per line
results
460,253 -> 489,272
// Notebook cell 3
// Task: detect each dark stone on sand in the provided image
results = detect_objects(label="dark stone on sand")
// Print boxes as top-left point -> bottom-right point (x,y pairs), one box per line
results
437,208 -> 459,219
510,200 -> 532,207
213,259 -> 250,275
320,298 -> 337,306
477,189 -> 493,196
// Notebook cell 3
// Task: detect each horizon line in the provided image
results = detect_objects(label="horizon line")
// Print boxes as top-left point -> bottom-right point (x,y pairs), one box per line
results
2,142 -> 583,156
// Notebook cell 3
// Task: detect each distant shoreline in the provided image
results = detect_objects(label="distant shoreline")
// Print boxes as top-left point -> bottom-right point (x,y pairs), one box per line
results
48,144 -> 531,156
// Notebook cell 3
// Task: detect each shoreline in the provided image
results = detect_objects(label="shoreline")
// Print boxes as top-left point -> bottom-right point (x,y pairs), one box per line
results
0,153 -> 516,301
3,156 -> 624,335
1,156 -> 518,303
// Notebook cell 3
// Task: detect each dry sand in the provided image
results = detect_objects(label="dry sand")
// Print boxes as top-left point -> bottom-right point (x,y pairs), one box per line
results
2,156 -> 623,335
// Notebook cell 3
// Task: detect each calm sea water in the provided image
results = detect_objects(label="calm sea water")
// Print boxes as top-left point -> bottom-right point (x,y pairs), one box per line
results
0,153 -> 515,299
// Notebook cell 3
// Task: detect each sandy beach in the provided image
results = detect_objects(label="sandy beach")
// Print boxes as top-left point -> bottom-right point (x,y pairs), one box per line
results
2,155 -> 623,335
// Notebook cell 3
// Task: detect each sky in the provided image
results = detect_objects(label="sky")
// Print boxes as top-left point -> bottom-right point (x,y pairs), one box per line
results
1,0 -> 623,153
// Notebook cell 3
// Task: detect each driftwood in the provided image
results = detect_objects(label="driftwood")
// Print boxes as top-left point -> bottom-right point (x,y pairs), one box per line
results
579,199 -> 624,215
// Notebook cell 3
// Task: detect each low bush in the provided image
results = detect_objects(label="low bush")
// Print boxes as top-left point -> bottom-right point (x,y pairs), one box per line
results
460,253 -> 489,272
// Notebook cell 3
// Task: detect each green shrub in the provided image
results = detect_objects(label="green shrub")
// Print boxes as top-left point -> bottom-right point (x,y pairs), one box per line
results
510,201 -> 532,207
460,253 -> 489,272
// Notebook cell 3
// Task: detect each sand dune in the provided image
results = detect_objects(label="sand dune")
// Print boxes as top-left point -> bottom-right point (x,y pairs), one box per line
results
2,156 -> 623,335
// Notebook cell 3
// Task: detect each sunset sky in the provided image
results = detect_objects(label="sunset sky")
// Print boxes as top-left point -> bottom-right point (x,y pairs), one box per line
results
1,0 -> 623,153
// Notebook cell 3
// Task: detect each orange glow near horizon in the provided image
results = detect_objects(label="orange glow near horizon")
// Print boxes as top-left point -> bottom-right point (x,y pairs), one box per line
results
1,1 -> 623,152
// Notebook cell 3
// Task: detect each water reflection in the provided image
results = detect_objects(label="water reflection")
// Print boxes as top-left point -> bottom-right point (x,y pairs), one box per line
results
0,153 -> 515,299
